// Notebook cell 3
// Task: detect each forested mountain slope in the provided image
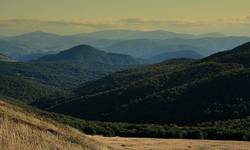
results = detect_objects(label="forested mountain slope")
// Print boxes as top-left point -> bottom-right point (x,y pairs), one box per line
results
37,45 -> 140,67
48,42 -> 250,125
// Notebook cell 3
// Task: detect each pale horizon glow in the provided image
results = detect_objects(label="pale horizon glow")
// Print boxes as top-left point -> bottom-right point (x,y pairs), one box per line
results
1,0 -> 250,36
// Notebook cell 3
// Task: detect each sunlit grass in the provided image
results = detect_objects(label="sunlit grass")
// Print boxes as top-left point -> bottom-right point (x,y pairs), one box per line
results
0,100 -> 112,150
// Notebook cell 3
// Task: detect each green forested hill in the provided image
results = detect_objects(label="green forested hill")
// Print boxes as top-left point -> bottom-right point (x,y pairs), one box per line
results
48,42 -> 250,125
0,45 -> 140,89
0,45 -> 141,105
0,61 -> 105,89
37,44 -> 140,67
203,42 -> 250,66
0,75 -> 64,104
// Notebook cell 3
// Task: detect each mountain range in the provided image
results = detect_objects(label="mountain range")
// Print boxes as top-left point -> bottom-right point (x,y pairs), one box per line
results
0,45 -> 140,91
72,30 -> 226,40
104,39 -> 207,58
149,50 -> 202,63
1,41 -> 250,141
1,30 -> 249,60
43,42 -> 250,125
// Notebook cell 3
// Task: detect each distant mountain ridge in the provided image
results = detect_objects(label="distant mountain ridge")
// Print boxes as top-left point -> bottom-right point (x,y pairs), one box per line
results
74,30 -> 226,40
37,45 -> 140,67
0,30 -> 249,60
0,53 -> 14,62
105,39 -> 207,58
149,50 -> 202,63
0,45 -> 141,92
7,31 -> 60,41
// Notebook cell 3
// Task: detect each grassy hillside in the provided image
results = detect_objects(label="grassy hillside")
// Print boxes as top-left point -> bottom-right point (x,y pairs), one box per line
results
2,97 -> 249,141
0,99 -> 112,150
93,136 -> 250,150
47,42 -> 250,125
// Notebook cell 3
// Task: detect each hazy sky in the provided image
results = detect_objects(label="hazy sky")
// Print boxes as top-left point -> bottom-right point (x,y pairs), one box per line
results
1,0 -> 250,35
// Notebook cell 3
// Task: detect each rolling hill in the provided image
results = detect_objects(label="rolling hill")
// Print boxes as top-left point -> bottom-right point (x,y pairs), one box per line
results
0,99 -> 111,150
0,31 -> 64,60
204,42 -> 250,66
47,42 -> 250,125
0,31 -> 88,60
162,37 -> 250,56
104,39 -> 206,58
104,37 -> 250,57
37,44 -> 140,67
149,50 -> 202,63
0,45 -> 140,90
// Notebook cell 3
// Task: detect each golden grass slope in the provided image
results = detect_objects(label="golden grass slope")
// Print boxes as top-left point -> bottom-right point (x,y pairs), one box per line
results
93,136 -> 250,150
0,99 -> 113,150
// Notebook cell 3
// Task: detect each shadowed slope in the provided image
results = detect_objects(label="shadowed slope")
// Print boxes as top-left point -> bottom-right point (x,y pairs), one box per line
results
49,42 -> 250,124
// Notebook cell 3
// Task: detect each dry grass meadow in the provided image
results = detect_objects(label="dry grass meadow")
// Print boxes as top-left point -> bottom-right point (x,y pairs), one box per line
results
92,136 -> 250,150
0,99 -> 113,150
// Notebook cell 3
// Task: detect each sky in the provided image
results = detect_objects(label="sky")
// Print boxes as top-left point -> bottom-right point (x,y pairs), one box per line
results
1,0 -> 250,36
